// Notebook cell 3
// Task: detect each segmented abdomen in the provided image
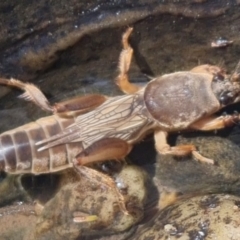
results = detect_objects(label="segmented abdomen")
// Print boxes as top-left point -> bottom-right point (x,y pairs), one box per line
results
0,115 -> 82,174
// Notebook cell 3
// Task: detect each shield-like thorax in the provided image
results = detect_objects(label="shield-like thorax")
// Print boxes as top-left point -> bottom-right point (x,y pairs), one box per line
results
144,72 -> 220,131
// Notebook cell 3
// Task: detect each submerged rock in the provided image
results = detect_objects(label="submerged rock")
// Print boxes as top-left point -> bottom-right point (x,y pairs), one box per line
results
130,193 -> 240,240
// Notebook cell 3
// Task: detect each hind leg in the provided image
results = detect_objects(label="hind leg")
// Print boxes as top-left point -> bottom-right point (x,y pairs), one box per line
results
0,78 -> 107,117
115,28 -> 141,94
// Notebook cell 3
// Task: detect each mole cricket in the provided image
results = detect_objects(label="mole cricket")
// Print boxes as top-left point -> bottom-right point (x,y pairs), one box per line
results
1,27 -> 240,175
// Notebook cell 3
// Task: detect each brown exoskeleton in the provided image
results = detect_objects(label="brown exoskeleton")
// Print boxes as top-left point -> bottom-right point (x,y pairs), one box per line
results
1,27 -> 240,175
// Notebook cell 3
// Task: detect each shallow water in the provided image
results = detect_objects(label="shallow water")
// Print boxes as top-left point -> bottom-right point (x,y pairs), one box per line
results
1,1 -> 240,239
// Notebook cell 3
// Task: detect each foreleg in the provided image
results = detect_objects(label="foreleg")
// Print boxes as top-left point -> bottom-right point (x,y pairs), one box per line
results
190,113 -> 239,131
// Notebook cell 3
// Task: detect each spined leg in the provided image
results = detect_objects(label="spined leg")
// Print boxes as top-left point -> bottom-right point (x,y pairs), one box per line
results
115,28 -> 141,94
0,78 -> 107,116
154,130 -> 214,164
0,78 -> 53,112
190,113 -> 239,131
74,138 -> 132,165
74,165 -> 129,215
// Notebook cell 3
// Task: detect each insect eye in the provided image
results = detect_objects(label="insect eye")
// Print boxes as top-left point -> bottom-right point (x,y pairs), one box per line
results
213,73 -> 224,82
219,91 -> 234,106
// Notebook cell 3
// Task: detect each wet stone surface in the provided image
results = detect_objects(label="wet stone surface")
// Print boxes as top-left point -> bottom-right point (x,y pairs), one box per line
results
155,132 -> 240,194
0,166 -> 149,240
35,165 -> 148,240
129,193 -> 240,240
1,1 -> 240,239
0,0 -> 237,82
